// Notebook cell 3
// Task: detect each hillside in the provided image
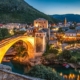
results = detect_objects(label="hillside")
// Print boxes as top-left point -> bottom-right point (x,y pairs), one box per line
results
0,0 -> 57,23
52,14 -> 80,22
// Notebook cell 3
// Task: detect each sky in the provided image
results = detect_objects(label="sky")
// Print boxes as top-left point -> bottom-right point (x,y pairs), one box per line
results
25,0 -> 80,15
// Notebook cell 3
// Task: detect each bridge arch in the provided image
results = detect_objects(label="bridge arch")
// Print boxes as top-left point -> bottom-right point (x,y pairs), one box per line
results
0,36 -> 35,63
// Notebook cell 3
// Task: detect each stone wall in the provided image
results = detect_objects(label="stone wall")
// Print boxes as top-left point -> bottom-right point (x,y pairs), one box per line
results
0,70 -> 44,80
0,64 -> 11,71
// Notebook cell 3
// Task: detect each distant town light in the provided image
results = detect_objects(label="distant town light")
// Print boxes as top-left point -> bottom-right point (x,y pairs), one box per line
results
9,29 -> 14,35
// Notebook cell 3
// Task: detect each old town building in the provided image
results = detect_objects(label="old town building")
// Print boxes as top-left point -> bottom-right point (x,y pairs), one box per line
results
34,18 -> 48,29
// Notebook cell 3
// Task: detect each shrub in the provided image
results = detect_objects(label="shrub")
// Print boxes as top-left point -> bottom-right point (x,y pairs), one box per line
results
26,65 -> 61,80
70,56 -> 77,63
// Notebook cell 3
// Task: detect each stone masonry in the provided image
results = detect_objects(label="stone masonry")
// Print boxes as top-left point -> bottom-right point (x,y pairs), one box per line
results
0,70 -> 44,80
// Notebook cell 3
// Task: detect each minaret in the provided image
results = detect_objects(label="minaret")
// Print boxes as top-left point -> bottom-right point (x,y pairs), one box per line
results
48,28 -> 50,40
64,18 -> 67,27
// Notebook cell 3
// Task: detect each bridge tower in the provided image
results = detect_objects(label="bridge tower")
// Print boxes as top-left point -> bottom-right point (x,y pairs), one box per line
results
35,32 -> 46,55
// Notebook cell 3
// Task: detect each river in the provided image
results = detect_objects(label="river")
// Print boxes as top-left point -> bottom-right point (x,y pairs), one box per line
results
2,62 -> 24,74
2,62 -> 80,80
55,67 -> 80,80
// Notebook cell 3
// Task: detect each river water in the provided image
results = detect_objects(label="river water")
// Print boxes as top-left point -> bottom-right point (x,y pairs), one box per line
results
55,67 -> 80,80
2,62 -> 24,74
2,62 -> 80,80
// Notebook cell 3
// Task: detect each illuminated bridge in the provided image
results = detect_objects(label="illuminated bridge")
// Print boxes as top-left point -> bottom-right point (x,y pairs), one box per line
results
0,36 -> 35,63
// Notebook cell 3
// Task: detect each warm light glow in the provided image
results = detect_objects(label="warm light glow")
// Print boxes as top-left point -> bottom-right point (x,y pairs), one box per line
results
63,35 -> 65,38
69,73 -> 75,79
0,36 -> 35,63
63,75 -> 67,78
9,29 -> 14,35
77,75 -> 79,80
52,28 -> 59,31
60,73 -> 63,76
35,24 -> 38,27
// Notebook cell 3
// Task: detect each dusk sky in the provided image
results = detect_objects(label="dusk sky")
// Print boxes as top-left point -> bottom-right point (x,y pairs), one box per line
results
25,0 -> 80,15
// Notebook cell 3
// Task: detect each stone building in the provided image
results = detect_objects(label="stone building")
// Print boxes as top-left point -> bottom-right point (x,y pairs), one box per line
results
35,32 -> 46,52
64,29 -> 77,41
34,18 -> 48,29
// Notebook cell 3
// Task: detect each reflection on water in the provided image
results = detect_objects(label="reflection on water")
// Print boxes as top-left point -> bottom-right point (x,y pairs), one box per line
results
56,68 -> 80,80
60,73 -> 80,80
2,62 -> 24,74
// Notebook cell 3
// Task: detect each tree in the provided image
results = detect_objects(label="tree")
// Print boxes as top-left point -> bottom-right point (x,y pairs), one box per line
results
58,28 -> 64,33
60,50 -> 72,61
1,28 -> 10,37
0,28 -> 3,40
0,28 -> 10,40
49,46 -> 59,54
14,44 -> 28,58
26,65 -> 61,80
70,56 -> 77,63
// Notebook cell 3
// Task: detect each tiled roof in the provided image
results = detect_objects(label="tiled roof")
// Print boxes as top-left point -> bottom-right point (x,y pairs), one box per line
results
65,29 -> 77,33
76,26 -> 80,30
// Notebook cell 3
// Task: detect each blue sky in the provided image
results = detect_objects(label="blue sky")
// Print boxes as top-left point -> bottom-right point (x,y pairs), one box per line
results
25,0 -> 80,15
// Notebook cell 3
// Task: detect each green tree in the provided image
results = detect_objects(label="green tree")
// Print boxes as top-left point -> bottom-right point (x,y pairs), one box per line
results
0,29 -> 3,40
15,45 -> 28,57
60,50 -> 72,61
49,47 -> 59,54
70,56 -> 77,63
26,65 -> 61,80
0,28 -> 10,40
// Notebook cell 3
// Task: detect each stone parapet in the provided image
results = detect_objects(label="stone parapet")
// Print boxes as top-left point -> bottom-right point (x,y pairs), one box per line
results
0,64 -> 11,71
0,70 -> 44,80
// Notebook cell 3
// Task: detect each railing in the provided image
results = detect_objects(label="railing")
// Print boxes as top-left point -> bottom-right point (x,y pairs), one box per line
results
0,36 -> 26,47
0,36 -> 21,48
0,35 -> 34,48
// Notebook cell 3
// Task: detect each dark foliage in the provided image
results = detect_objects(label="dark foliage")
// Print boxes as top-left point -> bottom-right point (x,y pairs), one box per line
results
0,0 -> 57,23
0,28 -> 10,40
26,65 -> 61,80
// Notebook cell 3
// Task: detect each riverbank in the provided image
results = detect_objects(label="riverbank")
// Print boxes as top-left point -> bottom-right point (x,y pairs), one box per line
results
2,61 -> 80,80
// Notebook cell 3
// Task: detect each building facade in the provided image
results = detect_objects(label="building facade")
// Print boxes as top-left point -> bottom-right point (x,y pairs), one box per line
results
34,18 -> 48,29
35,32 -> 46,52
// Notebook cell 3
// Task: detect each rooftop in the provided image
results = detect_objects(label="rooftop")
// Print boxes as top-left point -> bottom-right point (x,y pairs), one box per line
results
76,26 -> 80,30
65,29 -> 77,33
26,27 -> 34,31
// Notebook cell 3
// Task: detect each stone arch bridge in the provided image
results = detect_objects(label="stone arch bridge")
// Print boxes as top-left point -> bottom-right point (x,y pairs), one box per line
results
0,36 -> 35,63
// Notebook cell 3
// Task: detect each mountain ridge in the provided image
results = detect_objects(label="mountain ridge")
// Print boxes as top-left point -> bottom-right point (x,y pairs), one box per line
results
51,14 -> 80,22
0,0 -> 57,23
